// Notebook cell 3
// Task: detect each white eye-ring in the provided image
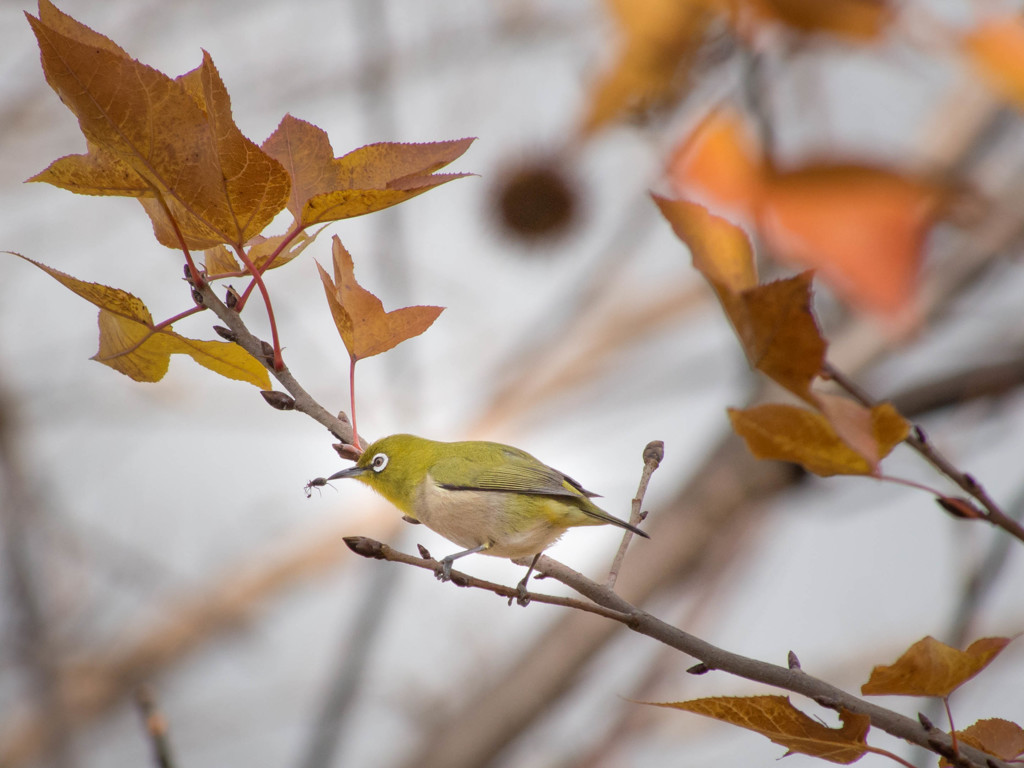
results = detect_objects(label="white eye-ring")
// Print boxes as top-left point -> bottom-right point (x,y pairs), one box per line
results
370,453 -> 389,472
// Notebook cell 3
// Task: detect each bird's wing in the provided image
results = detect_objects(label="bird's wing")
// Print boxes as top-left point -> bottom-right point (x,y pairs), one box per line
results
431,447 -> 593,499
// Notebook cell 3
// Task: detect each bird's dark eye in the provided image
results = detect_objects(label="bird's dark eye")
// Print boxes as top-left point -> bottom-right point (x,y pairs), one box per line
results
371,453 -> 388,472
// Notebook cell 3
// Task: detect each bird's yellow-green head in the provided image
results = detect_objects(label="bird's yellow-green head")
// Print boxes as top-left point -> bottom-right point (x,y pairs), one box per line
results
327,434 -> 435,514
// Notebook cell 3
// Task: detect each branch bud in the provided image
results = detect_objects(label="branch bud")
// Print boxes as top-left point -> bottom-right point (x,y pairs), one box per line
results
344,536 -> 384,559
643,440 -> 665,467
212,325 -> 237,342
260,390 -> 295,411
333,443 -> 363,461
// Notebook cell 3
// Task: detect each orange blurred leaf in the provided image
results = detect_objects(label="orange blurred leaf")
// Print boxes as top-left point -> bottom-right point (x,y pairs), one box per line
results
15,253 -> 270,387
949,719 -> 1024,763
650,696 -> 869,764
964,16 -> 1024,108
862,636 -> 1011,698
668,110 -> 943,315
27,2 -> 290,250
316,237 -> 443,361
667,109 -> 763,215
262,115 -> 474,227
759,165 -> 941,315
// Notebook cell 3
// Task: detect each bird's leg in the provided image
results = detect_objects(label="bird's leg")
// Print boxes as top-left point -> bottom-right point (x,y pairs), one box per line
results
512,553 -> 542,607
438,543 -> 488,581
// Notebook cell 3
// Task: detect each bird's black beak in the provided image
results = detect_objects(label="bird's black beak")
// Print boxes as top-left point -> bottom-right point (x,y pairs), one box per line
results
327,465 -> 368,481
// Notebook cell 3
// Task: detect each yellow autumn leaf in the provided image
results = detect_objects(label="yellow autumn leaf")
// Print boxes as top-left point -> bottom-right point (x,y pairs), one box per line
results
728,403 -> 873,476
262,115 -> 474,227
14,253 -> 270,387
964,16 -> 1024,109
862,636 -> 1011,698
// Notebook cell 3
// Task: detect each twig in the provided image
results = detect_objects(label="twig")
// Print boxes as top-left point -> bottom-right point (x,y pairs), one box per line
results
607,440 -> 663,589
134,686 -> 175,768
196,282 -> 355,443
890,353 -> 1024,419
822,362 -> 1024,545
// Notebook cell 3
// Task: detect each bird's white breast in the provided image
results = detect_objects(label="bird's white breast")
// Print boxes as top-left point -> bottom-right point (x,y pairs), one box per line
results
413,476 -> 566,558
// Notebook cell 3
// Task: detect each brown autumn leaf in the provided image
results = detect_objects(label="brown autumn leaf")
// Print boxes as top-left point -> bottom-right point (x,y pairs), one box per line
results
862,636 -> 1011,698
740,272 -> 825,401
668,110 -> 942,315
964,16 -> 1024,109
14,253 -> 270,387
580,0 -> 718,135
27,2 -> 290,250
652,195 -> 757,334
316,236 -> 443,361
651,696 -> 869,764
737,0 -> 891,41
946,719 -> 1024,764
262,115 -> 474,227
654,198 -> 826,400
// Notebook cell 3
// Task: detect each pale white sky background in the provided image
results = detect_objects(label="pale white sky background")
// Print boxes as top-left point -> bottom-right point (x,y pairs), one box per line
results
1,1 -> 1023,767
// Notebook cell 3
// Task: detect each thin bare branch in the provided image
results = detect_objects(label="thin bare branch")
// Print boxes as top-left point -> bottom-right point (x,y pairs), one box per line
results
607,440 -> 663,589
134,686 -> 175,768
196,282 -> 355,444
354,539 -> 1010,768
823,362 -> 1024,545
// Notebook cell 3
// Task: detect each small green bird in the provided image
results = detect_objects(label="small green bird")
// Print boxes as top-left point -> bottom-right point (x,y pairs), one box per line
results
327,434 -> 649,597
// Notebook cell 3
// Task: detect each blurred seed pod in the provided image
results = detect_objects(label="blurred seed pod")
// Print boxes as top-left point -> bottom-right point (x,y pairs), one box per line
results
490,156 -> 580,244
